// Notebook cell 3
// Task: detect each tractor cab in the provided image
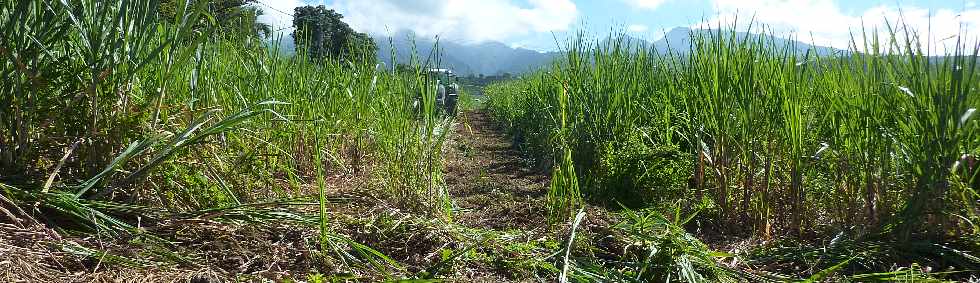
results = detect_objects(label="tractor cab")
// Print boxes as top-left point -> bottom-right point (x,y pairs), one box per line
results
426,68 -> 459,115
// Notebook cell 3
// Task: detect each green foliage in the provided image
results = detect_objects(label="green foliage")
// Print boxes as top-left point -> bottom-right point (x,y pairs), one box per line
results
485,22 -> 980,280
455,88 -> 480,111
484,74 -> 562,163
596,132 -> 694,208
568,208 -> 749,283
0,0 -> 452,258
1,0 -> 167,179
4,0 -> 978,280
747,235 -> 980,281
547,82 -> 582,222
485,25 -> 980,241
158,0 -> 271,38
292,5 -> 376,62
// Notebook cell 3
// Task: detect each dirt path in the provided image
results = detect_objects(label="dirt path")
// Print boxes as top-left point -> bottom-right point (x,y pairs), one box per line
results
444,110 -> 550,231
1,110 -> 566,282
438,110 -> 621,281
321,109 -> 562,281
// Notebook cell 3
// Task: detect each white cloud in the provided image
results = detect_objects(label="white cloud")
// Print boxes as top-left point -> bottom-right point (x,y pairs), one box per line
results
628,24 -> 649,33
622,0 -> 668,10
703,0 -> 980,54
324,0 -> 578,44
968,1 -> 977,8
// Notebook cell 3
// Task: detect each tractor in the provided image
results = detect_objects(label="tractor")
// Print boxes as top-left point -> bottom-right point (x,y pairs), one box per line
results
427,68 -> 459,115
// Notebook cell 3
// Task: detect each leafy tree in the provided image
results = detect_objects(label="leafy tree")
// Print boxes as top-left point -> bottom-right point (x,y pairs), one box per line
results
158,0 -> 271,38
345,30 -> 377,62
292,5 -> 375,62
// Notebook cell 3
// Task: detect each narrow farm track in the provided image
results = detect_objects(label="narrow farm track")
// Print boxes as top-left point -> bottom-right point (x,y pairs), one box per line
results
334,109 -> 572,281
439,110 -> 626,280
444,111 -> 551,231
0,110 -> 614,282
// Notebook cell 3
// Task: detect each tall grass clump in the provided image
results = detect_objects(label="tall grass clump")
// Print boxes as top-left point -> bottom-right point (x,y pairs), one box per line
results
569,208 -> 757,282
0,0 -> 454,264
486,19 -> 979,272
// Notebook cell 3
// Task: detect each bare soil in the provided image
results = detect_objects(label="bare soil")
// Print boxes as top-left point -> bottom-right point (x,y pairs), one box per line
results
0,110 -> 589,282
444,111 -> 551,231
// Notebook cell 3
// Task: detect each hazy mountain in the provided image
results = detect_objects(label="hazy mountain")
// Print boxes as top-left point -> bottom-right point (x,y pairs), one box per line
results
373,32 -> 558,76
272,27 -> 843,75
617,27 -> 844,56
372,27 -> 842,76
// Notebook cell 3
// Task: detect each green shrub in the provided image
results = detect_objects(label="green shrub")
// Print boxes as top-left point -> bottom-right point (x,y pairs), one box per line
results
595,130 -> 693,208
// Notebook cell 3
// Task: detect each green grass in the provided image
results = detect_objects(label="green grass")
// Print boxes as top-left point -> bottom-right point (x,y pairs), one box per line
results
485,22 -> 980,279
0,0 -> 454,277
3,0 -> 979,280
1,0 -> 453,217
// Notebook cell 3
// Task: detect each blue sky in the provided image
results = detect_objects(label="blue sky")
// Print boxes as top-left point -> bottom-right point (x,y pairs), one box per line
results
257,0 -> 980,53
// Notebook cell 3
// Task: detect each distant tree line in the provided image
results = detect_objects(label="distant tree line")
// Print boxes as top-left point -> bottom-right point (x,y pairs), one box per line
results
153,2 -> 378,62
292,5 -> 376,62
459,72 -> 514,87
152,2 -> 377,63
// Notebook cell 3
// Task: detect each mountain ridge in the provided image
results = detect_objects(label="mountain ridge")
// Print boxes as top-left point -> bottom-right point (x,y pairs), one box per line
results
373,27 -> 844,76
372,31 -> 558,76
278,27 -> 846,76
